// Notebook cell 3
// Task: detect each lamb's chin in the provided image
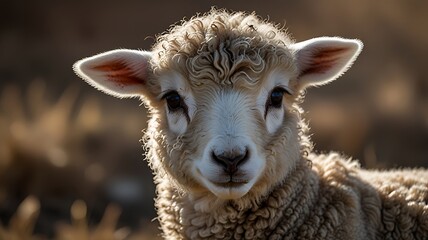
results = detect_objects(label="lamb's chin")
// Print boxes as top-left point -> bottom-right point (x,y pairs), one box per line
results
193,171 -> 255,200
206,181 -> 253,200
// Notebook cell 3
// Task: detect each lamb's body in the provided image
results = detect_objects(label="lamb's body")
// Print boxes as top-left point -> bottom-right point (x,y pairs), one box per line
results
73,9 -> 428,239
156,154 -> 428,239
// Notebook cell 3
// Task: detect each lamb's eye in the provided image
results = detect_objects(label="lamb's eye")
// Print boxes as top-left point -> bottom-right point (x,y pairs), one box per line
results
269,88 -> 286,108
164,91 -> 183,111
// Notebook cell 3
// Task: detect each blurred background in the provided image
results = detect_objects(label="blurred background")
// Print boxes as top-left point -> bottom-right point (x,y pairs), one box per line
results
1,0 -> 427,239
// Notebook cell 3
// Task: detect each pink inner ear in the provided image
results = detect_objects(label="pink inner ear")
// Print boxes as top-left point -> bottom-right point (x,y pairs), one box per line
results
301,47 -> 347,76
92,61 -> 145,86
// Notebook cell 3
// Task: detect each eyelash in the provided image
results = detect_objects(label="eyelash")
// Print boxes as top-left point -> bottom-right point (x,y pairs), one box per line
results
162,90 -> 184,112
161,90 -> 190,122
264,86 -> 292,117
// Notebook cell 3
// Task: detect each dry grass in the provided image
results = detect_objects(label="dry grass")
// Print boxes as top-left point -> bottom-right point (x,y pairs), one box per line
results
0,81 -> 159,239
0,196 -> 161,240
0,196 -> 42,240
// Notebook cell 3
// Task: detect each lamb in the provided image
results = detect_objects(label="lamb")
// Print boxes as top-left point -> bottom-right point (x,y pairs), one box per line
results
73,9 -> 428,239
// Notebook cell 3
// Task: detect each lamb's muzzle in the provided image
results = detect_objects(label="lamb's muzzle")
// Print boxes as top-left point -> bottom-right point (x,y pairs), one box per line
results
211,147 -> 249,175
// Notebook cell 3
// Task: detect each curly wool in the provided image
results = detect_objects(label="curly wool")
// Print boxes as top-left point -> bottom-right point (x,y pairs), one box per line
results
155,153 -> 428,239
141,9 -> 428,239
151,9 -> 295,88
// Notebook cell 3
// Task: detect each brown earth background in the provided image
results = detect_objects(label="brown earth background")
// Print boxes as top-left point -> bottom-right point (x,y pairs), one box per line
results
1,0 -> 427,239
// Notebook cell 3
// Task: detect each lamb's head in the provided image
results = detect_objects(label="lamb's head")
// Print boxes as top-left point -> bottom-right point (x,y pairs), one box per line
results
73,10 -> 362,202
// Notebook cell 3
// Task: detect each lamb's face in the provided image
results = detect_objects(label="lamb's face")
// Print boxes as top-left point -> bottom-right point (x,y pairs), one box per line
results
73,33 -> 362,200
155,68 -> 299,199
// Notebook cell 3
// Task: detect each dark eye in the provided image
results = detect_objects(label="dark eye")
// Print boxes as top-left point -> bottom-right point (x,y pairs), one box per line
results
164,91 -> 183,111
269,87 -> 286,108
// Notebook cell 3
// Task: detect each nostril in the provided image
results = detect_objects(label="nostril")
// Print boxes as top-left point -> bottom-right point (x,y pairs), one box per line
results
231,149 -> 249,165
211,151 -> 226,168
211,148 -> 249,174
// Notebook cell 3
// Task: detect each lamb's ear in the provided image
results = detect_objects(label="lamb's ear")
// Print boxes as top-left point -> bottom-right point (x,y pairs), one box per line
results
291,37 -> 363,88
73,49 -> 152,98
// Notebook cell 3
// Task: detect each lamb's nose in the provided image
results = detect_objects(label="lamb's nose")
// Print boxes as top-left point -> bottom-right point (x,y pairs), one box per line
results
212,148 -> 249,175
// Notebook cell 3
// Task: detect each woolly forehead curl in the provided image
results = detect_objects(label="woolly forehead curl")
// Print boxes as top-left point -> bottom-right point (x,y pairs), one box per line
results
151,9 -> 296,88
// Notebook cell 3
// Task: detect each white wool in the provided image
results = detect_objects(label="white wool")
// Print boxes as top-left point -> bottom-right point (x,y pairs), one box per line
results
74,9 -> 427,239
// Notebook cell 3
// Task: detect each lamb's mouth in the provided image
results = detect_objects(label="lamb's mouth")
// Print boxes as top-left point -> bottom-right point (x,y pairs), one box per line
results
213,179 -> 249,188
